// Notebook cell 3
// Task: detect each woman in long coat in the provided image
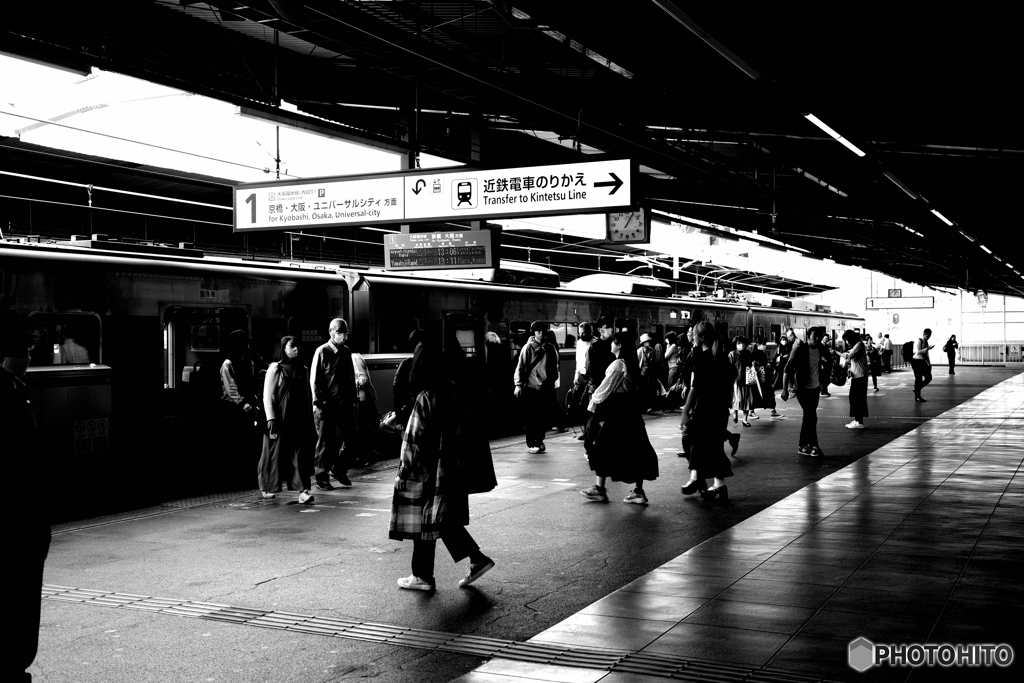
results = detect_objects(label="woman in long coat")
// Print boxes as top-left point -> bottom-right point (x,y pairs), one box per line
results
580,331 -> 659,505
259,336 -> 315,503
680,322 -> 735,502
842,330 -> 869,429
728,336 -> 754,427
389,343 -> 496,591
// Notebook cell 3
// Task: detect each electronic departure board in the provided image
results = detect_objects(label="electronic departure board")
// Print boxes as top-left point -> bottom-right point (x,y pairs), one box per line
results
384,229 -> 494,270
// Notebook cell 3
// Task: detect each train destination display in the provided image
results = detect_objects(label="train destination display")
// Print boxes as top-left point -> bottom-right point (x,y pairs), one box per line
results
233,158 -> 632,232
384,230 -> 493,270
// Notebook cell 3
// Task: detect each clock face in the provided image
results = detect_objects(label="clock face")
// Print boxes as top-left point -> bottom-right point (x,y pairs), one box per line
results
606,209 -> 648,243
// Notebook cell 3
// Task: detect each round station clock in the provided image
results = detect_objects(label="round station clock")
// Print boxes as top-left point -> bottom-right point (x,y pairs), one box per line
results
606,208 -> 649,244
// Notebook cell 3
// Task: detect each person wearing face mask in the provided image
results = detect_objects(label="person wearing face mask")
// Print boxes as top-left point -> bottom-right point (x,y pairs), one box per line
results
783,327 -> 830,457
311,318 -> 357,490
259,336 -> 315,503
1,308 -> 51,682
514,321 -> 558,454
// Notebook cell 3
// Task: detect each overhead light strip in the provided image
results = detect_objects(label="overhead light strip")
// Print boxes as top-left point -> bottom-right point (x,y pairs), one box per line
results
930,209 -> 954,226
882,171 -> 919,200
804,114 -> 866,157
980,244 -> 993,254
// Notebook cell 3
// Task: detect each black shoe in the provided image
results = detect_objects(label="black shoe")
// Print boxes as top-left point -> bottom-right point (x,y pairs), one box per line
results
700,485 -> 728,502
915,396 -> 927,402
677,451 -> 688,458
315,481 -> 334,491
798,446 -> 812,456
681,479 -> 707,495
728,433 -> 741,456
335,473 -> 353,488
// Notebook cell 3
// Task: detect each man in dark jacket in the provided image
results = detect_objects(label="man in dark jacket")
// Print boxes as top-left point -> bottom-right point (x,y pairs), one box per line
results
514,321 -> 558,453
1,309 -> 50,682
582,316 -> 616,447
311,318 -> 357,489
783,327 -> 830,457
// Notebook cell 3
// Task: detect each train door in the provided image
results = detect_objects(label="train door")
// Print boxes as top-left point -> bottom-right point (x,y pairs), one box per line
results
770,323 -> 782,344
161,304 -> 249,392
443,311 -> 483,358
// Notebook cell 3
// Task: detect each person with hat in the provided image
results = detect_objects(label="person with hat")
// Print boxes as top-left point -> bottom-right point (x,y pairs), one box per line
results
637,332 -> 660,414
311,318 -> 357,489
1,308 -> 51,681
514,320 -> 558,454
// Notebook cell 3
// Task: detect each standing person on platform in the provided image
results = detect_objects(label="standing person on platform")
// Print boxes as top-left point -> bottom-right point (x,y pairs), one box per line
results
352,348 -> 380,467
514,321 -> 558,454
390,343 -> 496,591
943,334 -> 960,374
583,317 -> 616,445
680,321 -> 735,501
1,309 -> 51,683
220,329 -> 264,484
580,330 -> 659,504
750,337 -> 780,418
819,334 -> 835,397
637,333 -> 659,414
393,329 -> 426,427
311,318 -> 357,490
541,330 -> 568,432
783,327 -> 829,457
912,328 -> 935,402
842,331 -> 869,430
865,335 -> 881,391
259,336 -> 315,503
664,331 -> 683,410
881,334 -> 894,372
571,322 -> 595,439
728,336 -> 754,427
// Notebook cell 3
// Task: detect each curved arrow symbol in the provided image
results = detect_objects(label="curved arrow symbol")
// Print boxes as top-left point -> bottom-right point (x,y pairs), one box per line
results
594,172 -> 623,195
412,179 -> 426,195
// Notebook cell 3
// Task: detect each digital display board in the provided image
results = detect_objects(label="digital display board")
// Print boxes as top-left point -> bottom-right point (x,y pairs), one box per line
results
384,230 -> 494,270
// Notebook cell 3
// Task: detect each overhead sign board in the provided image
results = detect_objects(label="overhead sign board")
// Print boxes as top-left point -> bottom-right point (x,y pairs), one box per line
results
384,230 -> 493,270
865,296 -> 934,309
233,158 -> 632,232
888,289 -> 902,298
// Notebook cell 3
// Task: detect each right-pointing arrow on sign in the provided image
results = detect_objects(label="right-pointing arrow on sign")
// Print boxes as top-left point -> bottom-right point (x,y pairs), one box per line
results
594,172 -> 623,195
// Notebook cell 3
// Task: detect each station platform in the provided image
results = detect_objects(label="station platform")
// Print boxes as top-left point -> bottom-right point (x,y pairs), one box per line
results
33,367 -> 1023,683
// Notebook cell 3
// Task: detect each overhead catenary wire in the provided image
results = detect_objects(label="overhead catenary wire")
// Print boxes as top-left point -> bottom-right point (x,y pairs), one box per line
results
0,170 -> 231,210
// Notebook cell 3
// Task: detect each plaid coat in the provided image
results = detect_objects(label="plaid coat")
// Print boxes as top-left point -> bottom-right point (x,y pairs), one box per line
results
389,386 -> 469,541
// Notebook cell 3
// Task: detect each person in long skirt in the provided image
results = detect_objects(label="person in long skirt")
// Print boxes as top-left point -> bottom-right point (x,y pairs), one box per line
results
580,331 -> 660,504
680,322 -> 735,502
729,336 -> 754,427
259,336 -> 315,503
842,330 -> 869,429
390,343 -> 496,591
749,337 -> 780,418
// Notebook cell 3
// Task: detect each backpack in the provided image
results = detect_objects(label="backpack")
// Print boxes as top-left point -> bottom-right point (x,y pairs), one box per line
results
830,358 -> 848,386
901,341 -> 914,363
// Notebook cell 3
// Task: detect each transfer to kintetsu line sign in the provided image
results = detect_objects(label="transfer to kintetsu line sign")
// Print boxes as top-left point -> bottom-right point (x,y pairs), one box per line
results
232,158 -> 633,232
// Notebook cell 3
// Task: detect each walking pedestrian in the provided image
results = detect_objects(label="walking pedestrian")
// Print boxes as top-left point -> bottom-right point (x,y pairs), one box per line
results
783,327 -> 829,456
2,309 -> 51,683
943,334 -> 959,374
259,336 -> 315,503
583,317 -> 616,445
881,334 -> 894,372
637,333 -> 660,414
911,328 -> 935,401
311,318 -> 357,490
580,331 -> 659,504
842,331 -> 869,429
542,329 -> 569,432
750,337 -> 780,417
728,336 -> 754,427
679,321 -> 735,501
514,321 -> 558,453
819,334 -> 835,397
390,343 -> 497,591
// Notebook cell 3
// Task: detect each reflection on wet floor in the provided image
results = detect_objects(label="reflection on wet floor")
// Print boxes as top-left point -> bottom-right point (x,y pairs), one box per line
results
458,373 -> 1024,683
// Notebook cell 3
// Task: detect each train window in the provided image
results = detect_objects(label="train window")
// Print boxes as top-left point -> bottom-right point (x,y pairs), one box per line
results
378,317 -> 421,353
27,311 -> 102,367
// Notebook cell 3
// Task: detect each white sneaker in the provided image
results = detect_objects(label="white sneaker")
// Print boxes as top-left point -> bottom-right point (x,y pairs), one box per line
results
845,421 -> 857,429
748,413 -> 759,420
260,491 -> 275,499
397,575 -> 435,591
528,446 -> 542,454
298,490 -> 314,504
623,489 -> 649,505
849,422 -> 865,429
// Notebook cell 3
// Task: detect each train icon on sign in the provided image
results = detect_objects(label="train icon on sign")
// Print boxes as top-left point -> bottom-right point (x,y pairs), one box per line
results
451,178 -> 478,209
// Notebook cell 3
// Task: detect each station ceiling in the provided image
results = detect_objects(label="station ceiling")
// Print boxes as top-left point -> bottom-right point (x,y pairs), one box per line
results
3,1 -> 1022,296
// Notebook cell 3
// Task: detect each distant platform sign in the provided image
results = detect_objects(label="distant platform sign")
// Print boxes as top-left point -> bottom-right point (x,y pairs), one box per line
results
233,159 -> 632,232
866,296 -> 934,309
384,230 -> 493,270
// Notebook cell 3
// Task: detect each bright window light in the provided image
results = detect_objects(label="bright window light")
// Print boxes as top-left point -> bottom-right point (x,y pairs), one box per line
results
930,209 -> 954,226
804,114 -> 866,157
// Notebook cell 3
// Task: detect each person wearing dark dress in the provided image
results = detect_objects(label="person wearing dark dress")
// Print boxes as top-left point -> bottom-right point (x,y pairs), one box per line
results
679,321 -> 736,502
580,331 -> 659,504
259,336 -> 315,503
841,330 -> 869,430
943,335 -> 959,374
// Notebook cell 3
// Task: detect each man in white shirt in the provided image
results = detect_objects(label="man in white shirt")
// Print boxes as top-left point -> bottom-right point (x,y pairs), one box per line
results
881,334 -> 894,373
911,328 -> 934,402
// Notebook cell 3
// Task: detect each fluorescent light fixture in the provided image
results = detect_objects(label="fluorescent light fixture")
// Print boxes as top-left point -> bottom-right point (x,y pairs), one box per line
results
882,171 -> 919,200
980,244 -> 992,254
804,114 -> 866,157
930,209 -> 954,226
959,230 -> 976,243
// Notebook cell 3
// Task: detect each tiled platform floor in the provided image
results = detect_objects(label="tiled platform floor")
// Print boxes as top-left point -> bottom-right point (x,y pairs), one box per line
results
454,373 -> 1024,683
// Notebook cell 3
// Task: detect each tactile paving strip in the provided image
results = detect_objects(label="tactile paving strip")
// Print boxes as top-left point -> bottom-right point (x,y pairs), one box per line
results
42,584 -> 843,682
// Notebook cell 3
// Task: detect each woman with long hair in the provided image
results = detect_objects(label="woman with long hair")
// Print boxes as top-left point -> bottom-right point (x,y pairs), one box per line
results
842,330 -> 869,429
679,322 -> 735,501
258,336 -> 315,503
729,336 -> 754,427
865,334 -> 881,391
943,334 -> 959,374
390,343 -> 496,591
580,331 -> 659,504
